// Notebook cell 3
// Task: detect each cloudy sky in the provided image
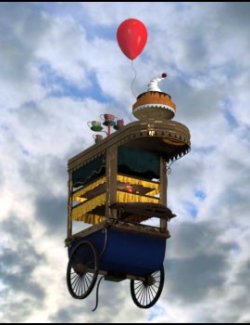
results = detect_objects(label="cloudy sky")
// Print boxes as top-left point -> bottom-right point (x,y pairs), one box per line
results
1,2 -> 250,323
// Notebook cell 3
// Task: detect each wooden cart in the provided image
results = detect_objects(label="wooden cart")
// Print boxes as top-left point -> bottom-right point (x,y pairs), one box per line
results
65,119 -> 190,308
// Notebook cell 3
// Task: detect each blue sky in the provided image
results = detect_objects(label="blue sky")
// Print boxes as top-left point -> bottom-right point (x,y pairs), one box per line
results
1,2 -> 250,323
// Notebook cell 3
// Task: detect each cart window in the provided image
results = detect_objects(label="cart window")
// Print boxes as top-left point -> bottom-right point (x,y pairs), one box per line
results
72,155 -> 105,187
118,146 -> 160,179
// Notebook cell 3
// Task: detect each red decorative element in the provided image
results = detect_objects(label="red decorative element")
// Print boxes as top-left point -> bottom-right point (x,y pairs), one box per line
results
117,18 -> 148,60
125,184 -> 133,193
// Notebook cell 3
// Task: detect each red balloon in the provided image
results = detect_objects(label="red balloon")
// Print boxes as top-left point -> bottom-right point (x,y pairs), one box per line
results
116,18 -> 148,60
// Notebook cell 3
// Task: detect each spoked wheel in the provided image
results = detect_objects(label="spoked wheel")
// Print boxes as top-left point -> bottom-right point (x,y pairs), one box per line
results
130,265 -> 165,308
67,240 -> 98,299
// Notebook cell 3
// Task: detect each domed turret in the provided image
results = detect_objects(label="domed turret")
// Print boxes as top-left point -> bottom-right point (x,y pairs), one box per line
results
132,73 -> 176,121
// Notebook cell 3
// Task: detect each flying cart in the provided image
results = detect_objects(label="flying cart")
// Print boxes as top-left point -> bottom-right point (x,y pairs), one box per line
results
65,74 -> 191,309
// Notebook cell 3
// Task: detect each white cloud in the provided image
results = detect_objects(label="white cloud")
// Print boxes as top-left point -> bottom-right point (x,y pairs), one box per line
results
1,2 -> 250,323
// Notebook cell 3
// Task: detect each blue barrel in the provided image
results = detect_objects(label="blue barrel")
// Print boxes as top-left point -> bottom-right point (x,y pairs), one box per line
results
68,227 -> 166,277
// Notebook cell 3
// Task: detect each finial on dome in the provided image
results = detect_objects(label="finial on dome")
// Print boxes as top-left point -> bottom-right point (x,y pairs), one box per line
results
147,73 -> 167,92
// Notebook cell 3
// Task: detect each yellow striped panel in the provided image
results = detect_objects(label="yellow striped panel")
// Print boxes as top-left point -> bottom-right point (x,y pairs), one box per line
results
71,193 -> 106,221
72,177 -> 106,202
72,175 -> 160,203
117,175 -> 159,196
117,190 -> 159,204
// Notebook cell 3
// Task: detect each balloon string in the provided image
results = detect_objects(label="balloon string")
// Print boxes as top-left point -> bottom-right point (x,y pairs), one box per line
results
130,60 -> 137,98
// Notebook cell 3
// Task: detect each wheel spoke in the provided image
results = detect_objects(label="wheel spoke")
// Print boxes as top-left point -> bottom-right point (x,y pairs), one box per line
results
141,287 -> 145,306
72,275 -> 79,288
71,272 -> 78,280
144,287 -> 147,306
84,275 -> 89,289
75,278 -> 80,295
148,286 -> 154,302
147,286 -> 152,302
81,277 -> 85,295
70,271 -> 77,280
79,277 -> 83,296
150,284 -> 157,295
77,277 -> 82,296
73,276 -> 80,291
134,282 -> 142,289
139,288 -> 144,305
138,285 -> 145,303
137,285 -> 144,301
147,287 -> 150,305
84,273 -> 89,286
77,278 -> 81,296
86,272 -> 93,282
153,282 -> 160,290
145,287 -> 149,305
86,273 -> 92,286
83,275 -> 86,293
87,274 -> 91,287
135,282 -> 144,292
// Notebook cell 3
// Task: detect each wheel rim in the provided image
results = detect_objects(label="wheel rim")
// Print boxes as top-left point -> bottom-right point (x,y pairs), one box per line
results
67,241 -> 98,299
130,265 -> 164,308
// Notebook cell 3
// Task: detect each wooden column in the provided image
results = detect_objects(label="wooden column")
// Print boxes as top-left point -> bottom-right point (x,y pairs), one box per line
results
160,157 -> 168,231
67,174 -> 73,241
105,146 -> 117,219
